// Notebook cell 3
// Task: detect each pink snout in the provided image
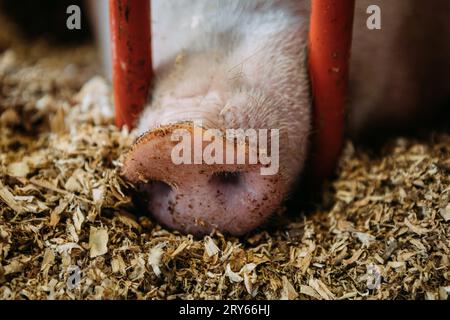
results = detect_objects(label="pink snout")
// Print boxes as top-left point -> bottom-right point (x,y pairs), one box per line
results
121,123 -> 284,236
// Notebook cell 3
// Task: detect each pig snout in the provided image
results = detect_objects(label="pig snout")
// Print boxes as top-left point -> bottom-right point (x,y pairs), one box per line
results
121,123 -> 285,236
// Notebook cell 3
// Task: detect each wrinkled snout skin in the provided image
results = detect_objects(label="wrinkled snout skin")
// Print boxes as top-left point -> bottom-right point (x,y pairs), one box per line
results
89,0 -> 450,235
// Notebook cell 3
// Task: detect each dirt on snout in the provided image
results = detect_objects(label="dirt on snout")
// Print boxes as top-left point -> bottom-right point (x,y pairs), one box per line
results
0,14 -> 449,300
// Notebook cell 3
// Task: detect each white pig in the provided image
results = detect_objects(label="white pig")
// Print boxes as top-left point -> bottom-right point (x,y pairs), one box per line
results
88,0 -> 450,235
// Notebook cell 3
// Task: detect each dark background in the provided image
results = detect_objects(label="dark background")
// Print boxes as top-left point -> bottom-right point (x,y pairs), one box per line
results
0,0 -> 91,43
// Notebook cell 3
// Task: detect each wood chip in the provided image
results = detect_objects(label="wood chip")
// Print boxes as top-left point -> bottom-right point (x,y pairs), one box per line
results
89,227 -> 108,258
280,276 -> 298,300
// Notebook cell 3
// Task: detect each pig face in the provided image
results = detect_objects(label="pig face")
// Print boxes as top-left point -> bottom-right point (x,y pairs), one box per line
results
118,1 -> 312,235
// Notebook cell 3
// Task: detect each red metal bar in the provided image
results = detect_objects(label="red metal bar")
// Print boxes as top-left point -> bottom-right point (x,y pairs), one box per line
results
309,0 -> 355,182
109,0 -> 152,128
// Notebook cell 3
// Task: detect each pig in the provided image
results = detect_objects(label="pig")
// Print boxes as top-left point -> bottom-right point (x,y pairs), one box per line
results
88,0 -> 450,236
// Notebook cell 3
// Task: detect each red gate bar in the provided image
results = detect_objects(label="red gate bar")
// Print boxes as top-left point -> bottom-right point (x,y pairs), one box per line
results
109,0 -> 152,128
309,0 -> 355,182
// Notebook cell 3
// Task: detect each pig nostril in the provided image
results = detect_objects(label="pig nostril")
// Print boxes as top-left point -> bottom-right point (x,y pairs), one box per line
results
140,180 -> 173,199
209,171 -> 242,186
